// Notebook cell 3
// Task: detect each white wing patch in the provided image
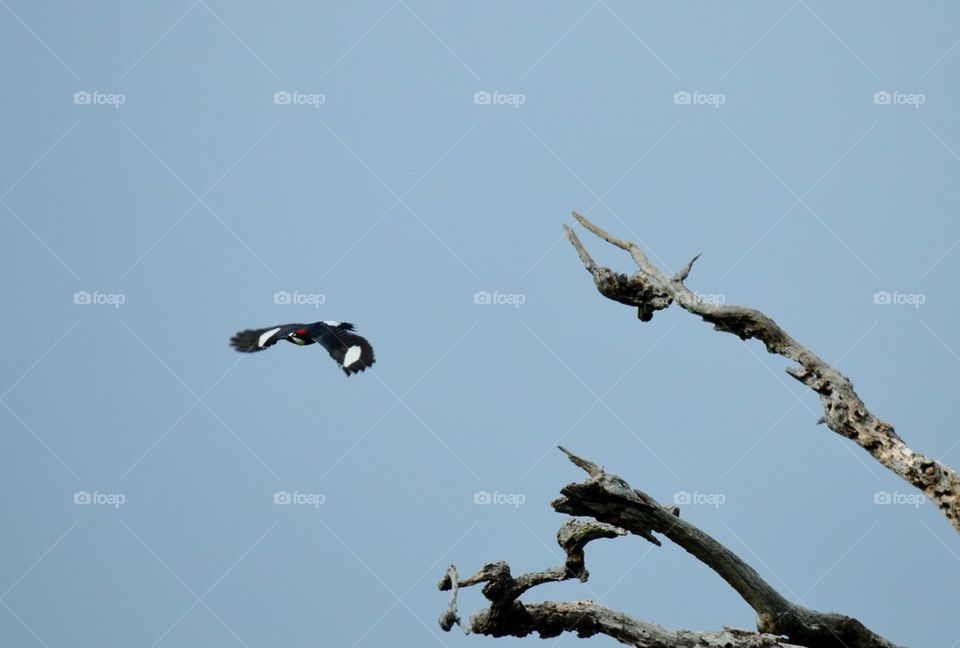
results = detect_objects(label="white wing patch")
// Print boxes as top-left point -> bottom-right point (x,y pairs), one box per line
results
258,327 -> 281,347
323,320 -> 341,327
343,345 -> 362,367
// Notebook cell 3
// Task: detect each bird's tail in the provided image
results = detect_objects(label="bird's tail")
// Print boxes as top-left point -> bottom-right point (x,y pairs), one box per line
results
230,328 -> 273,352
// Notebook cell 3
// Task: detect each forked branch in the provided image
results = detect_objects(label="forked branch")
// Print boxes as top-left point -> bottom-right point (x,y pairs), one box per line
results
564,212 -> 960,533
439,449 -> 901,647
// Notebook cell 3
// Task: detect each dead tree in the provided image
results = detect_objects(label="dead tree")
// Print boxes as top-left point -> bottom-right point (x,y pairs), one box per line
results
437,213 -> 959,647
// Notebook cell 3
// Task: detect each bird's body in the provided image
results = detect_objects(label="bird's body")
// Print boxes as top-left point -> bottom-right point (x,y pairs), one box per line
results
230,321 -> 375,376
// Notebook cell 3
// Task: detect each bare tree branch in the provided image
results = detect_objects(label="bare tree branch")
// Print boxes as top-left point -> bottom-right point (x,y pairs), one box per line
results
564,212 -> 960,533
439,449 -> 902,647
554,448 -> 901,647
437,528 -> 794,647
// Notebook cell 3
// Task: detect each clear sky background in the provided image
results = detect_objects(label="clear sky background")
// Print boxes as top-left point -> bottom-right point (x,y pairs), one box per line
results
2,2 -> 959,647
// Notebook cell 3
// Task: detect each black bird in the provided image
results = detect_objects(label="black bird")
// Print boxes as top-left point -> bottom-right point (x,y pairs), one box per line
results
230,321 -> 375,376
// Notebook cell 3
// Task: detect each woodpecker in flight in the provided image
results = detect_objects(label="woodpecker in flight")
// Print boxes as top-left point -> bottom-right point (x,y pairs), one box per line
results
230,321 -> 375,376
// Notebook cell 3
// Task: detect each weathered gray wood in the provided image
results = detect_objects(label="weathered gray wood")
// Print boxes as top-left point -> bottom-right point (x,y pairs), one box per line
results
434,215 -> 938,647
438,449 -> 902,648
564,212 -> 960,534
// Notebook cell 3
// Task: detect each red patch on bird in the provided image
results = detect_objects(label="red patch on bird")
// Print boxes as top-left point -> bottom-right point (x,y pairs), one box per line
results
296,328 -> 306,335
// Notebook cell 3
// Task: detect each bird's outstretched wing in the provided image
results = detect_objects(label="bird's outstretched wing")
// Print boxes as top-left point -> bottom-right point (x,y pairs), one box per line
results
230,324 -> 299,352
312,323 -> 376,375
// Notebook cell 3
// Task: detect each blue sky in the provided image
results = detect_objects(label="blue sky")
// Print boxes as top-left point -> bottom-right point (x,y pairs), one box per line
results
2,2 -> 959,646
